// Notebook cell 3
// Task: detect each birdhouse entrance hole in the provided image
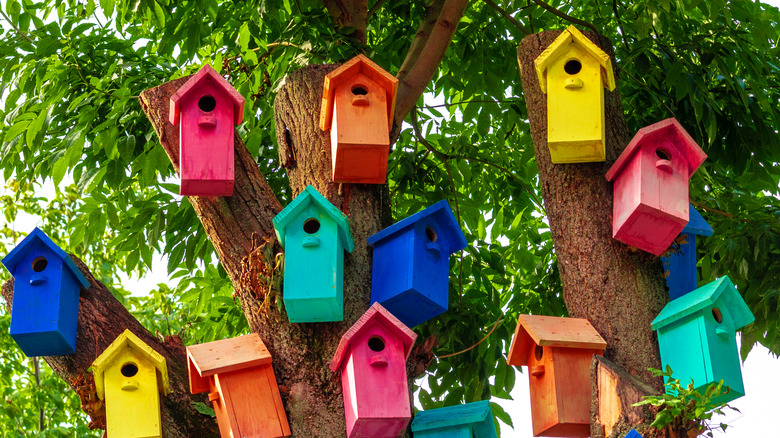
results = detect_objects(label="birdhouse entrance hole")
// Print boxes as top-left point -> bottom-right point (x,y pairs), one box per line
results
534,345 -> 544,360
198,95 -> 217,112
564,59 -> 582,75
351,85 -> 368,95
303,218 -> 320,234
712,308 -> 723,323
121,362 -> 139,377
425,226 -> 437,242
32,257 -> 47,272
368,336 -> 385,352
656,148 -> 671,161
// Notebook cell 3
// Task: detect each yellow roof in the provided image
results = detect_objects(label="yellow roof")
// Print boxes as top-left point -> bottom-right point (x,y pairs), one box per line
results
92,329 -> 170,399
534,25 -> 616,94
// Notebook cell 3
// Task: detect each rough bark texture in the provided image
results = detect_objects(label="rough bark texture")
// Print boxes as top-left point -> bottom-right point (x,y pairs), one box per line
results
591,356 -> 659,438
517,30 -> 668,389
1,257 -> 219,437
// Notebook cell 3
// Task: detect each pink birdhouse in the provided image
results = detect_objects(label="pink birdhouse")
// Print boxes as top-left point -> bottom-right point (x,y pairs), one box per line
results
329,303 -> 417,438
169,64 -> 244,197
605,118 -> 707,255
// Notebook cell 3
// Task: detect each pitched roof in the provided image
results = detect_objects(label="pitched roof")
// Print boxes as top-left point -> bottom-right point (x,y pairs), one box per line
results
651,276 -> 755,332
329,303 -> 417,372
319,54 -> 399,131
625,430 -> 643,438
507,314 -> 606,366
92,329 -> 169,399
169,64 -> 245,125
606,118 -> 707,181
187,333 -> 272,394
411,400 -> 497,436
534,25 -> 616,94
1,227 -> 89,289
682,204 -> 713,237
273,185 -> 354,252
367,200 -> 467,253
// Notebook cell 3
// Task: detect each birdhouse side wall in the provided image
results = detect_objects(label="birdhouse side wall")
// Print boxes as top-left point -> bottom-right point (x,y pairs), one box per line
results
657,315 -> 708,396
662,235 -> 698,300
217,367 -> 291,438
103,351 -> 163,438
551,348 -> 599,434
701,304 -> 746,402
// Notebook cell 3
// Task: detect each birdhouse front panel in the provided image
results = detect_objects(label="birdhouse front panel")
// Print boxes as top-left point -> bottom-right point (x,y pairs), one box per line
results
103,349 -> 163,438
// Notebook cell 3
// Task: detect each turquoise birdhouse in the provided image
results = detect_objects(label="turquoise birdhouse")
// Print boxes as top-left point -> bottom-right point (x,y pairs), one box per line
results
411,401 -> 497,438
273,185 -> 354,322
651,276 -> 754,404
661,205 -> 713,300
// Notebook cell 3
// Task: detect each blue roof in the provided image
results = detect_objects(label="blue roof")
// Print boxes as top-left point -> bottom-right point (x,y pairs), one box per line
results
411,400 -> 496,435
367,200 -> 467,253
651,276 -> 754,331
273,186 -> 354,252
682,204 -> 713,236
1,228 -> 89,289
624,430 -> 643,438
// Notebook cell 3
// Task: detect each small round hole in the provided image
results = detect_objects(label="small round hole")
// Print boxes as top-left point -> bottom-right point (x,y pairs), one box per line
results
564,59 -> 582,75
535,345 -> 544,361
198,95 -> 217,112
351,85 -> 368,96
303,218 -> 320,234
368,336 -> 385,352
32,257 -> 48,272
425,226 -> 437,242
121,363 -> 139,377
656,148 -> 671,161
712,308 -> 723,323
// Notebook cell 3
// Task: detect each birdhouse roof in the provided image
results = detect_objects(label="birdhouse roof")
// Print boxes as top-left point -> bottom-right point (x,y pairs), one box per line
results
651,276 -> 755,332
606,118 -> 708,182
534,25 -> 616,94
273,185 -> 354,252
169,64 -> 245,125
92,329 -> 169,400
319,54 -> 399,131
411,400 -> 495,434
367,200 -> 467,253
624,430 -> 643,438
507,315 -> 606,366
187,333 -> 272,395
682,204 -> 713,237
1,227 -> 89,289
329,302 -> 417,372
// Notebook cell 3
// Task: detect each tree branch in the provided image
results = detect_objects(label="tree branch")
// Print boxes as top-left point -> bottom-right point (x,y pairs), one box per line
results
482,0 -> 531,35
367,0 -> 388,18
530,0 -> 599,34
397,0 -> 445,82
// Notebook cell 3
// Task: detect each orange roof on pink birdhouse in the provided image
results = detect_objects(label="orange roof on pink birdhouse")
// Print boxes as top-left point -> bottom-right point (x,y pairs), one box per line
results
507,315 -> 606,366
606,118 -> 707,181
329,303 -> 416,372
170,64 -> 245,126
319,54 -> 399,132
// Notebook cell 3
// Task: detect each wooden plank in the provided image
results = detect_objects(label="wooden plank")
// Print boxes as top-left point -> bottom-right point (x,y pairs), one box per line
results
187,333 -> 272,377
591,355 -> 658,438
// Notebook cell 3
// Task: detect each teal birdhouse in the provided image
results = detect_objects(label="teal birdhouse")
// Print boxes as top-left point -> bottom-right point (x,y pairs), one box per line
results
411,401 -> 497,438
273,185 -> 354,322
651,276 -> 754,404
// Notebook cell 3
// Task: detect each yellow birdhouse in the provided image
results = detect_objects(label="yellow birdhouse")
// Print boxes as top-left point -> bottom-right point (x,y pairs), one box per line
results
92,329 -> 170,438
533,25 -> 616,163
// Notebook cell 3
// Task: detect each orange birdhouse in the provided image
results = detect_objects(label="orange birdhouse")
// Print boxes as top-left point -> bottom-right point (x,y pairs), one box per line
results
320,54 -> 398,184
187,334 -> 291,438
507,315 -> 606,437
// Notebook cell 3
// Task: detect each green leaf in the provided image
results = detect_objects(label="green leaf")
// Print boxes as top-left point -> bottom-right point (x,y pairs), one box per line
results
25,108 -> 47,149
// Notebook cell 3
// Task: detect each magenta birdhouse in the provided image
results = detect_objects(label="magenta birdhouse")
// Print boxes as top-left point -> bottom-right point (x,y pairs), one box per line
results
169,65 -> 244,197
605,118 -> 707,255
329,303 -> 417,438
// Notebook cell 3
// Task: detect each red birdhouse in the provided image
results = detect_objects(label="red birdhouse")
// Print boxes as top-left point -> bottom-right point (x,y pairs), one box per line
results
605,118 -> 707,255
187,334 -> 291,438
329,303 -> 416,438
169,64 -> 244,197
319,55 -> 398,184
507,315 -> 606,437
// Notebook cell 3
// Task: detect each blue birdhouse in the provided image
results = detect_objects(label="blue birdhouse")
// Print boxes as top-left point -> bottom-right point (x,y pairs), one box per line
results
367,200 -> 467,328
273,185 -> 354,323
624,430 -> 643,438
1,228 -> 89,357
411,400 -> 497,438
651,276 -> 754,404
661,205 -> 713,300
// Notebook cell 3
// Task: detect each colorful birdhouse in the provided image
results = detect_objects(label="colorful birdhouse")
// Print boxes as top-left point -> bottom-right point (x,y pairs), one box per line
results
661,205 -> 714,300
534,25 -> 616,163
605,118 -> 707,256
319,54 -> 398,184
273,185 -> 354,322
411,400 -> 498,438
92,329 -> 169,438
187,333 -> 291,438
366,200 -> 467,328
507,315 -> 607,437
1,228 -> 89,357
651,276 -> 754,404
624,430 -> 643,438
330,303 -> 417,438
169,64 -> 244,196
